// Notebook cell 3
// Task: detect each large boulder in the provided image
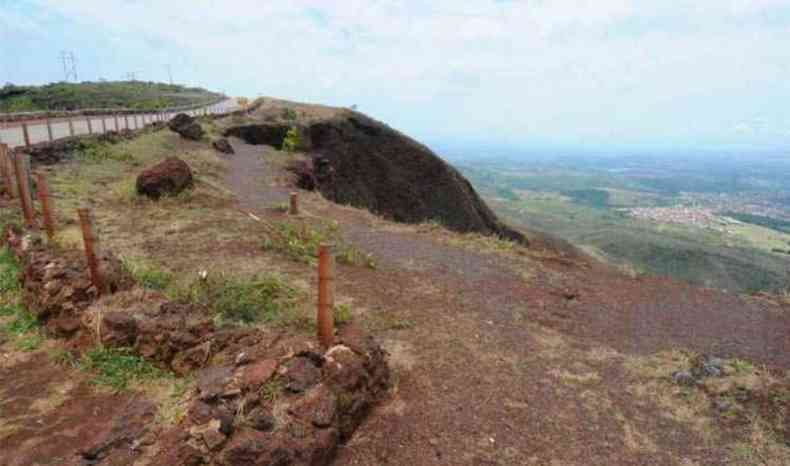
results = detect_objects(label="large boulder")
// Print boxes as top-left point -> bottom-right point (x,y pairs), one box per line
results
168,113 -> 204,141
212,138 -> 234,154
136,157 -> 194,199
229,110 -> 525,242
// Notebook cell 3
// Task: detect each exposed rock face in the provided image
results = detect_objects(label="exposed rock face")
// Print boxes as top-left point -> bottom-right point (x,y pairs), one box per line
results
212,138 -> 235,154
168,113 -> 204,141
224,123 -> 290,149
136,157 -> 194,199
227,111 -> 525,242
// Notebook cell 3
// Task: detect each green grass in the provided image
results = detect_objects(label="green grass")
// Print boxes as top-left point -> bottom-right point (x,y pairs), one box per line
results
0,248 -> 42,351
0,248 -> 20,293
76,139 -> 134,163
261,221 -> 376,268
1,303 -> 43,352
121,256 -> 173,291
168,273 -> 299,325
79,346 -> 166,391
335,303 -> 352,325
0,81 -> 221,112
260,377 -> 285,403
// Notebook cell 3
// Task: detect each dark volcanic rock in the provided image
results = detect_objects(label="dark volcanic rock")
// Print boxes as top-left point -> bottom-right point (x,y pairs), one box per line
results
168,113 -> 204,141
309,113 -> 524,241
136,157 -> 194,199
229,110 -> 525,242
212,138 -> 235,154
223,123 -> 290,149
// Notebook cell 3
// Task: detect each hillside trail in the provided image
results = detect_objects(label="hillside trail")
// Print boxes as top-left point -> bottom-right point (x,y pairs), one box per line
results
224,140 -> 790,465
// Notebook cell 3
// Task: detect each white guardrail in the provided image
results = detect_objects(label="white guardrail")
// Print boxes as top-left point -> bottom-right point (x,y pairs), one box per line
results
0,98 -> 240,149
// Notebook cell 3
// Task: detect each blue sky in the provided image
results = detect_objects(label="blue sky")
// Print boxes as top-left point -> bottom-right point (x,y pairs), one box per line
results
2,0 -> 790,153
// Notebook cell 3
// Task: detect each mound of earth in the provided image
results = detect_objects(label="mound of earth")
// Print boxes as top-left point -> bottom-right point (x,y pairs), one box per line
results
224,107 -> 525,242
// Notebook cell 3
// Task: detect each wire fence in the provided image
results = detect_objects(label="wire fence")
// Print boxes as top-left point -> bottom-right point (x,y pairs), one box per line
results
0,98 -> 238,149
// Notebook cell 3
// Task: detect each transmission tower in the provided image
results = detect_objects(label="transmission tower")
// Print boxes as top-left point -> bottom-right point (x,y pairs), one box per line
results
59,51 -> 78,82
165,64 -> 174,85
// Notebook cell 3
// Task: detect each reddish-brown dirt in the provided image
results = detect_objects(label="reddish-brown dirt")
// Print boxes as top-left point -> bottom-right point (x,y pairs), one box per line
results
0,351 -> 156,466
2,118 -> 789,465
221,138 -> 790,465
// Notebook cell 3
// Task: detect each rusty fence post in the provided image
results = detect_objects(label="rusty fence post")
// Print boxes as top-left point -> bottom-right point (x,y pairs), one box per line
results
101,116 -> 107,134
0,143 -> 17,198
289,192 -> 300,215
46,118 -> 54,142
317,243 -> 336,348
87,116 -> 93,135
13,152 -> 35,227
35,172 -> 55,241
22,123 -> 31,147
113,113 -> 119,131
77,207 -> 105,295
68,117 -> 75,137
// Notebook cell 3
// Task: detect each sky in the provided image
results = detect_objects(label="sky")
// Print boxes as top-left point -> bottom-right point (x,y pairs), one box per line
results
2,0 -> 790,153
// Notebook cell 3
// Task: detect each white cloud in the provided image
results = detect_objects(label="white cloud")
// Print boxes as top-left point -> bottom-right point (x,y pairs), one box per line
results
25,0 -> 790,147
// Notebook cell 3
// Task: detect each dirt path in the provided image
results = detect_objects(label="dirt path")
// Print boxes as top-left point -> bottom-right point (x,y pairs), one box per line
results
220,141 -> 790,465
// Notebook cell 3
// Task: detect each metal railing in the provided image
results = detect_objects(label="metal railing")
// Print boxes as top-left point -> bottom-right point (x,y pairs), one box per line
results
0,98 -> 239,149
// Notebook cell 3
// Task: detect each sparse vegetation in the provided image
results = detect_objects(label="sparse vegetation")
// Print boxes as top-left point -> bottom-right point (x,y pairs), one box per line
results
261,221 -> 376,268
335,303 -> 352,325
168,273 -> 299,325
0,249 -> 43,351
121,256 -> 173,290
0,81 -> 221,112
261,377 -> 285,403
79,346 -> 166,391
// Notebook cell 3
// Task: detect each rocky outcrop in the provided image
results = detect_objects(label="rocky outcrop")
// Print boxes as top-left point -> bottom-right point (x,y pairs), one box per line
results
212,138 -> 234,154
224,123 -> 291,149
153,326 -> 389,466
227,110 -> 525,242
168,113 -> 204,141
136,157 -> 194,199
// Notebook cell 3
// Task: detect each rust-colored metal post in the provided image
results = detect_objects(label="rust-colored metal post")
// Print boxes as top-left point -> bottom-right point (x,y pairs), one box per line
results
317,244 -> 336,348
68,117 -> 75,137
77,207 -> 105,295
289,192 -> 299,215
35,172 -> 55,241
46,118 -> 54,142
13,152 -> 35,227
113,113 -> 119,131
22,123 -> 31,147
0,143 -> 16,198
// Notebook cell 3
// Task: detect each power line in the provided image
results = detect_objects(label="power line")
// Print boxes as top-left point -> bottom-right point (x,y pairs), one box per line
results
59,51 -> 78,82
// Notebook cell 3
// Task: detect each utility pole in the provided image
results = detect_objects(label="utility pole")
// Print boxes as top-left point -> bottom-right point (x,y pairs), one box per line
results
124,71 -> 137,82
165,64 -> 174,85
59,51 -> 78,82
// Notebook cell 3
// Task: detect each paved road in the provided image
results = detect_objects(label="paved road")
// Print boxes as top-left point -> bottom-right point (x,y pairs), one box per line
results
0,98 -> 239,149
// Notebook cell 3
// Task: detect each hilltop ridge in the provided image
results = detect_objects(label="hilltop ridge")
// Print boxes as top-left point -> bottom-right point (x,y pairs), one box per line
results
223,98 -> 526,242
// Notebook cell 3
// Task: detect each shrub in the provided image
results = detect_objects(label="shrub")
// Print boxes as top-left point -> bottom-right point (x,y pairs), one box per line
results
282,127 -> 301,152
